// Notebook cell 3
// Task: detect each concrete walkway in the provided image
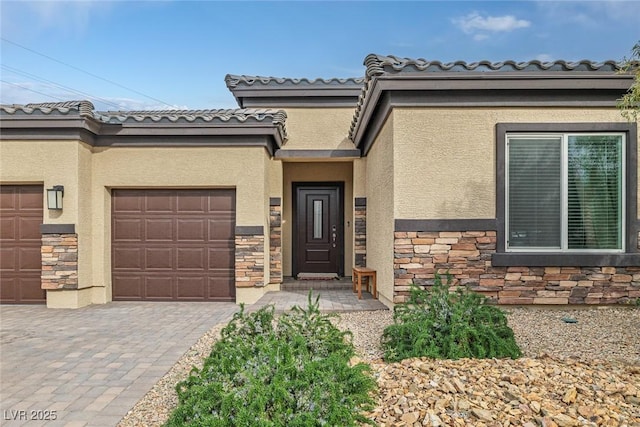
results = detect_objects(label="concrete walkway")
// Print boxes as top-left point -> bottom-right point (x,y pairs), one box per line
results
0,289 -> 387,426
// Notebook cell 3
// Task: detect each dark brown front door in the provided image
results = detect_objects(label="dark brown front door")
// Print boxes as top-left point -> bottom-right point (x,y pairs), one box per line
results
111,189 -> 236,301
294,183 -> 343,276
0,185 -> 46,304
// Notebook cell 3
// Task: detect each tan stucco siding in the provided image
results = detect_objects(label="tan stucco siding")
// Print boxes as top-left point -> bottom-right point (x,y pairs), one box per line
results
365,115 -> 394,307
1,140 -> 82,225
281,108 -> 356,150
393,108 -> 639,220
77,143 -> 93,290
353,158 -> 366,198
282,162 -> 354,277
90,146 -> 271,299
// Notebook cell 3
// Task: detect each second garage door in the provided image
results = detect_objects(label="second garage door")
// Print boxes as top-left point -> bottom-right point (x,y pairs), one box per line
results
112,189 -> 235,301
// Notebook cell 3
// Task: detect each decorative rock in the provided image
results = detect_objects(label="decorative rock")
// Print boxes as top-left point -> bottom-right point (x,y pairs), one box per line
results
562,387 -> 577,404
400,411 -> 419,424
471,408 -> 494,421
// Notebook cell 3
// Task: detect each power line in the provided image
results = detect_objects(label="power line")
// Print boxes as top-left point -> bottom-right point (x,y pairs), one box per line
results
1,37 -> 175,108
0,79 -> 68,103
2,64 -> 125,110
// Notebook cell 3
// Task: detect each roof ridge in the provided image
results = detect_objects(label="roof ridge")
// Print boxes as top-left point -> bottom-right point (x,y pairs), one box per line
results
364,54 -> 623,76
1,100 -> 95,116
225,74 -> 364,89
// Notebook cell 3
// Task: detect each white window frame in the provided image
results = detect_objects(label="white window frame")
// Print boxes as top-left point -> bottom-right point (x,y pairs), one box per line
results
505,132 -> 626,253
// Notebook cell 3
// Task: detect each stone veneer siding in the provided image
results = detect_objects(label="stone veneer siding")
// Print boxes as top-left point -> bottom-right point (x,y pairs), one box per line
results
394,230 -> 640,304
354,198 -> 367,267
269,198 -> 282,284
41,233 -> 78,289
235,229 -> 265,288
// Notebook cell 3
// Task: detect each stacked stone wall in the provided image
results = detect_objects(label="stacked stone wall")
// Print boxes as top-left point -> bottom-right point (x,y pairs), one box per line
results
41,233 -> 78,289
269,201 -> 282,284
394,231 -> 640,304
235,234 -> 265,288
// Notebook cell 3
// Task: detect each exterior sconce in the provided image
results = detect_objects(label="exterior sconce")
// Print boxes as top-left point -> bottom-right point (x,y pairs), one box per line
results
47,185 -> 64,210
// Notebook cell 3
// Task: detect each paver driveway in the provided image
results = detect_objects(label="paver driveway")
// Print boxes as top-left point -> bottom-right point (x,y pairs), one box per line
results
0,302 -> 238,427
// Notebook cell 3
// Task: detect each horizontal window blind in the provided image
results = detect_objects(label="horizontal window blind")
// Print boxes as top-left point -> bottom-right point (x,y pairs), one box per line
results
567,135 -> 622,249
508,138 -> 562,248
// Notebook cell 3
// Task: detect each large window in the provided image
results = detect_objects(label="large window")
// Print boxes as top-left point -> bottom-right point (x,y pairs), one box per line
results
506,133 -> 624,252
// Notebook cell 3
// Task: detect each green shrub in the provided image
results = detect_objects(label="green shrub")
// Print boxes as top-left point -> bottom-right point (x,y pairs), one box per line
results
166,294 -> 376,427
381,273 -> 521,362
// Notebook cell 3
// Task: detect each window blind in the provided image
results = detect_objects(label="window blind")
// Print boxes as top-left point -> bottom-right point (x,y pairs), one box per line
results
508,138 -> 562,248
567,135 -> 622,249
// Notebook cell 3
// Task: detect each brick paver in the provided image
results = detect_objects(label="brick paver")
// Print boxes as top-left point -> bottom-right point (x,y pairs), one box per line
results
0,286 -> 387,426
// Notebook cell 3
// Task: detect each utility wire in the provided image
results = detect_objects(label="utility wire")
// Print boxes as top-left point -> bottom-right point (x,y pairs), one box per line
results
2,64 -> 125,110
1,37 -> 175,109
0,79 -> 68,102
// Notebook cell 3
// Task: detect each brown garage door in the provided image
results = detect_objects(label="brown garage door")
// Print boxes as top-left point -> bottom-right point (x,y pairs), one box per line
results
0,185 -> 46,304
112,189 -> 235,301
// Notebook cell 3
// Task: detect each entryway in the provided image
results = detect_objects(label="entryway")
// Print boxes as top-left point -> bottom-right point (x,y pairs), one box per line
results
293,182 -> 344,277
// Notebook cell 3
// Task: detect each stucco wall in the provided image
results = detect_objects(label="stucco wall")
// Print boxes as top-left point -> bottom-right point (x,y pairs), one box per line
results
1,140 -> 92,301
282,162 -> 354,277
1,140 -> 82,225
91,146 -> 270,301
281,108 -> 357,151
393,108 -> 639,220
365,115 -> 395,307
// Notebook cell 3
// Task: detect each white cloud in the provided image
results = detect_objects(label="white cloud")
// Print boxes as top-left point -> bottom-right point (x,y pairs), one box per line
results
453,12 -> 531,38
1,1 -> 114,38
535,54 -> 554,63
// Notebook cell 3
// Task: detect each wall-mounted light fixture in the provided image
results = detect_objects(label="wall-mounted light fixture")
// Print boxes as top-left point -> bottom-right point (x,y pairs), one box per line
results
47,185 -> 64,210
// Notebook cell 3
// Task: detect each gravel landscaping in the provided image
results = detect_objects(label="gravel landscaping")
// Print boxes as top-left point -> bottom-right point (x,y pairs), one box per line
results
119,306 -> 639,427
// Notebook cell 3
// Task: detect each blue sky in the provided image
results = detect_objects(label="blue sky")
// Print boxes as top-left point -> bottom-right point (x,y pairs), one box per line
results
1,1 -> 639,110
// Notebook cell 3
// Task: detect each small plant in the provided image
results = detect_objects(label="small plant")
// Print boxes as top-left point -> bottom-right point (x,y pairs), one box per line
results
381,273 -> 521,362
166,293 -> 376,426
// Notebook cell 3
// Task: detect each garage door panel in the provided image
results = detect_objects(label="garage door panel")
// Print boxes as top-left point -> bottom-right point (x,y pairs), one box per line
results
113,219 -> 143,241
19,247 -> 41,270
18,191 -> 43,210
112,191 -> 144,213
146,219 -> 173,241
0,247 -> 16,271
145,248 -> 174,269
113,248 -> 142,269
19,217 -> 42,240
145,192 -> 174,212
145,276 -> 173,299
208,277 -> 235,301
177,248 -> 205,270
0,217 -> 17,241
112,189 -> 235,301
208,190 -> 235,212
0,277 -> 18,301
19,277 -> 47,302
0,189 -> 17,210
112,276 -> 143,300
209,248 -> 234,269
176,191 -> 207,212
1,185 -> 45,304
177,219 -> 205,241
176,277 -> 205,299
209,218 -> 235,240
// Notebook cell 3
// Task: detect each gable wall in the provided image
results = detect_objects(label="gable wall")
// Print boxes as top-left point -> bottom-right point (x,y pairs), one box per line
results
393,107 -> 639,220
365,114 -> 395,307
280,108 -> 356,150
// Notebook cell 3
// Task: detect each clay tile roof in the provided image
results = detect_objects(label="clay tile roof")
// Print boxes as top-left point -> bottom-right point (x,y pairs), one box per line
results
349,54 -> 629,142
225,75 -> 364,89
1,101 -> 288,141
362,54 -> 622,77
1,100 -> 96,117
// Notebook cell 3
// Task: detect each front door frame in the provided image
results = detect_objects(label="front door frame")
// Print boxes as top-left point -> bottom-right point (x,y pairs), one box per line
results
292,182 -> 345,277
